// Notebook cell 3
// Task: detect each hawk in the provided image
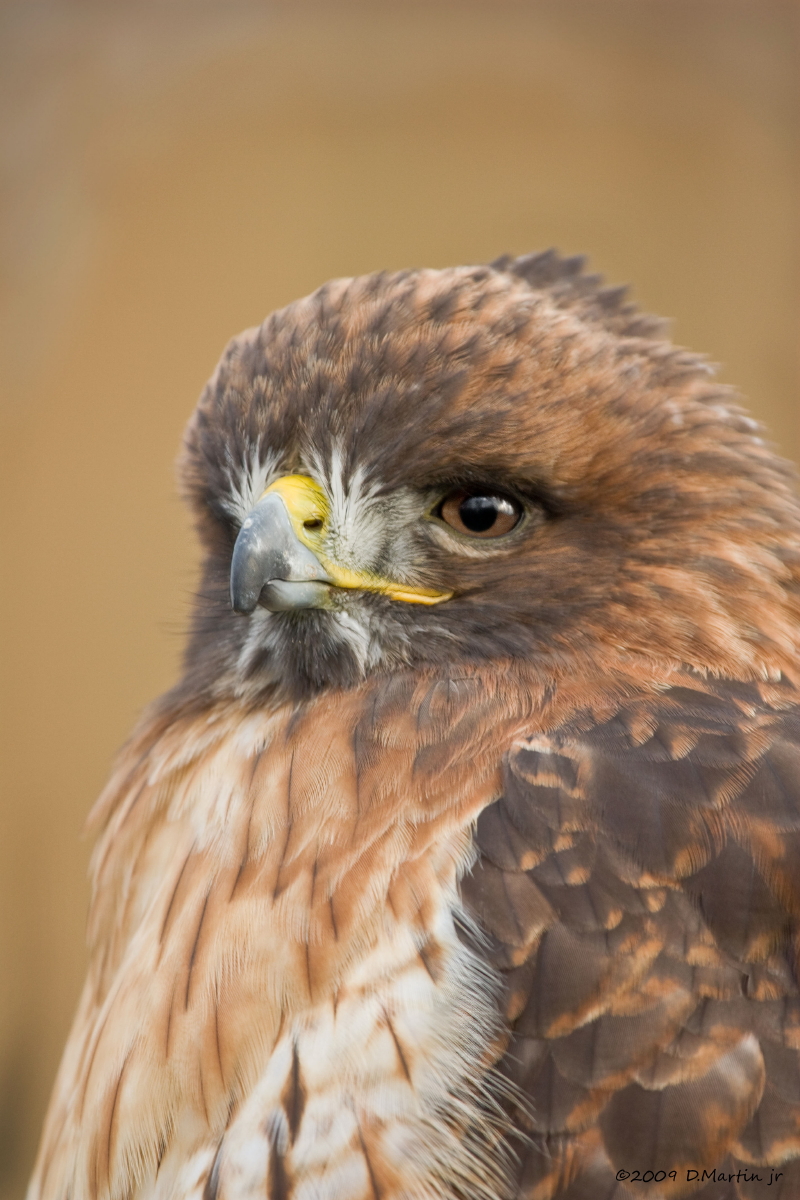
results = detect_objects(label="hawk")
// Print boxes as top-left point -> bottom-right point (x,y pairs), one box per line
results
29,253 -> 800,1200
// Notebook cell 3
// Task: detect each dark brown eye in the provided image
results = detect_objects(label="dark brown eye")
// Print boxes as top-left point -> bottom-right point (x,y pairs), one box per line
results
438,490 -> 522,538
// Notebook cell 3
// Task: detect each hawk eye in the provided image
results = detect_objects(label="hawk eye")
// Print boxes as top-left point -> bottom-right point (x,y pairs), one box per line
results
437,490 -> 522,538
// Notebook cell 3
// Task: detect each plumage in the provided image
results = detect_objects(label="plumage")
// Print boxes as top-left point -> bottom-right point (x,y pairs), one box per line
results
29,252 -> 800,1199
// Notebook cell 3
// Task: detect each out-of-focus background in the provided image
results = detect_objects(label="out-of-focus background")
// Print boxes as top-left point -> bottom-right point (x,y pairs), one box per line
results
0,0 -> 797,1191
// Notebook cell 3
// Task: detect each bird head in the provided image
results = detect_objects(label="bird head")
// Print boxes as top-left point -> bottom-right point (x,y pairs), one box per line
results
178,253 -> 800,701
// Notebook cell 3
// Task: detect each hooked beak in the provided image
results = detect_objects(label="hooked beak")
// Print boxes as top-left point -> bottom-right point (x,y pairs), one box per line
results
230,474 -> 453,613
230,488 -> 334,613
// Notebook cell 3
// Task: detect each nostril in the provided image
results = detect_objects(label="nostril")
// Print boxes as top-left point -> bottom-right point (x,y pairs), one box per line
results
303,518 -> 323,530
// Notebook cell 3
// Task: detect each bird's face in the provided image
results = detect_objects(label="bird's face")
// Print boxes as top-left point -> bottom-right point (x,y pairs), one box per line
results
179,260 -> 799,700
224,448 -> 548,691
229,471 -> 457,616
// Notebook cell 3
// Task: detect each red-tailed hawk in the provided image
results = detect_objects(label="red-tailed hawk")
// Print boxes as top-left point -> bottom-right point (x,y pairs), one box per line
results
29,253 -> 800,1200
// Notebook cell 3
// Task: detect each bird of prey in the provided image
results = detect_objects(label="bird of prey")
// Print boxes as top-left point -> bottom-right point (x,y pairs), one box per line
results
29,252 -> 800,1200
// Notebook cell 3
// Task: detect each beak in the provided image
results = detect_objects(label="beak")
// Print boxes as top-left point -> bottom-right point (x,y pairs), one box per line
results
230,474 -> 453,614
230,488 -> 333,613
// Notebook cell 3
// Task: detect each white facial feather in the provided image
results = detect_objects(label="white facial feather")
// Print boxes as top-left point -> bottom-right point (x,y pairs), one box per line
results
222,444 -> 283,525
303,443 -> 423,582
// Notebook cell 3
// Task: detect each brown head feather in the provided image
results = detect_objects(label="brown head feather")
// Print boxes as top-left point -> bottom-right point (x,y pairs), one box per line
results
176,254 -> 800,703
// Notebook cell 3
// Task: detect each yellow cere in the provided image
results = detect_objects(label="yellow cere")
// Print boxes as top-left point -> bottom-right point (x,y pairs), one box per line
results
261,474 -> 453,606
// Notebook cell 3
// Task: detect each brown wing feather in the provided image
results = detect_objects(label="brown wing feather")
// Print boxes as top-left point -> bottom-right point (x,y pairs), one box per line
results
462,679 -> 800,1199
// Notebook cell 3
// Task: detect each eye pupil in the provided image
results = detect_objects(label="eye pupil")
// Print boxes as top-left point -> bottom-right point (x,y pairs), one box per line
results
459,495 -> 501,532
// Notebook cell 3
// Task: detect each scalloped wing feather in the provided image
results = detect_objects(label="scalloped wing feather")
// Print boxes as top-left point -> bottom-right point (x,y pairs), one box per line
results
464,678 -> 800,1198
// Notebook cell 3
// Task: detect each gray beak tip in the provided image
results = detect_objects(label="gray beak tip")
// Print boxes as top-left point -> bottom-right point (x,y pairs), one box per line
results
230,585 -> 259,616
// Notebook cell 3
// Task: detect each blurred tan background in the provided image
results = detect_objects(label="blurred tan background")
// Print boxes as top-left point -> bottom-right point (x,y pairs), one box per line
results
0,0 -> 797,1192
